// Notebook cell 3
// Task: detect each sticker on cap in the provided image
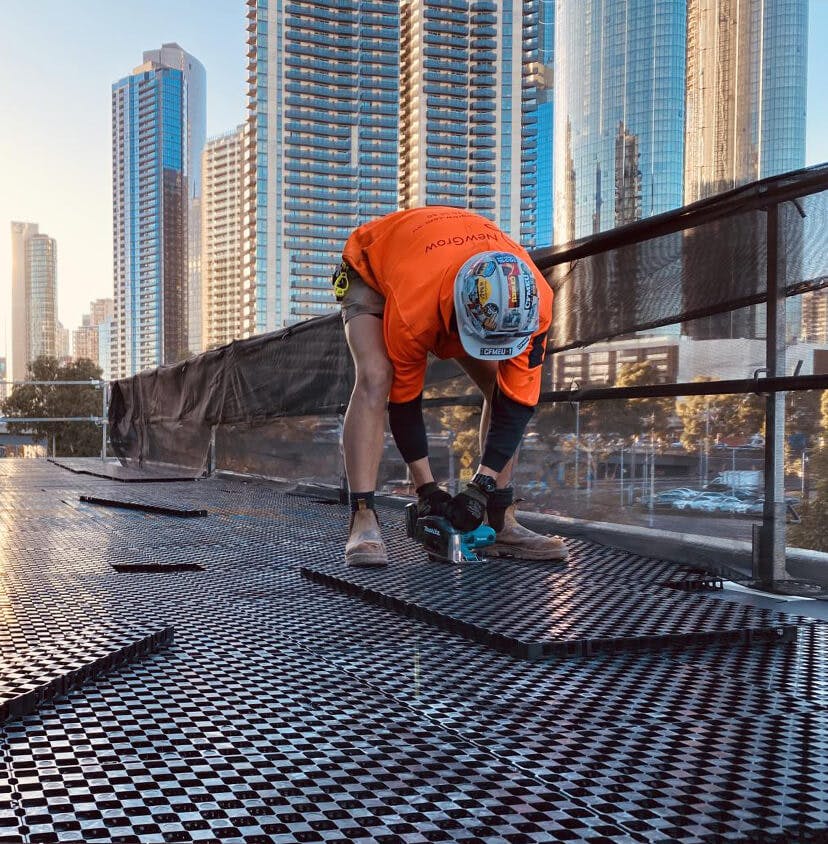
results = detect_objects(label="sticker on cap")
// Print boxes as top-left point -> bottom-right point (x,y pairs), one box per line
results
476,277 -> 492,305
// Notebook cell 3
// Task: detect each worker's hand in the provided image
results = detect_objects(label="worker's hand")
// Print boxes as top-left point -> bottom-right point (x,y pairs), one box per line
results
445,483 -> 490,532
416,482 -> 452,519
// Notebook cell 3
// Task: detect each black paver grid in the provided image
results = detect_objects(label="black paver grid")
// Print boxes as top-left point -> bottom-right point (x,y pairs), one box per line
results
0,459 -> 825,844
300,555 -> 798,659
47,457 -> 200,483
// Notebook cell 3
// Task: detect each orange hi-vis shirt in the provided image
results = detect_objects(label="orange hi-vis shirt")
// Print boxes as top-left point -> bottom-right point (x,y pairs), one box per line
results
343,206 -> 553,407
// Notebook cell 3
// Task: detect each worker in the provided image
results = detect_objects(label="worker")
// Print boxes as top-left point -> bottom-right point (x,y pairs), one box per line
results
333,206 -> 568,567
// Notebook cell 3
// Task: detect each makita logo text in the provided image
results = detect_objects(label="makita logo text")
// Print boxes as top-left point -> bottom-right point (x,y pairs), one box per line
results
423,526 -> 441,536
480,347 -> 511,356
425,232 -> 500,253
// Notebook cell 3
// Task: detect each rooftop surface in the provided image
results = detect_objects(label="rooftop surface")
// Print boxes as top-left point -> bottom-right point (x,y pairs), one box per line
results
0,460 -> 826,844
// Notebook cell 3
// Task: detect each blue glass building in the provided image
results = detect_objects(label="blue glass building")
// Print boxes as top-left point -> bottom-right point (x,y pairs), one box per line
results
684,0 -> 807,340
553,0 -> 687,244
143,44 -> 207,354
112,56 -> 190,377
247,0 -> 541,331
684,0 -> 807,201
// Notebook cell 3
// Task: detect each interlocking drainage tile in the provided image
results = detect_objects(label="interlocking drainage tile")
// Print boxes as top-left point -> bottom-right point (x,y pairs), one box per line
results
1,463 -> 826,843
111,562 -> 204,573
79,494 -> 208,517
301,558 -> 799,659
49,457 -> 200,483
0,626 -> 173,723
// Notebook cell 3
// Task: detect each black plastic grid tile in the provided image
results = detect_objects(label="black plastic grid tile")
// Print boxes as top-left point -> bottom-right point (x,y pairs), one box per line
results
0,460 -> 824,843
0,627 -> 173,725
48,457 -> 201,483
79,494 -> 208,518
300,556 -> 799,660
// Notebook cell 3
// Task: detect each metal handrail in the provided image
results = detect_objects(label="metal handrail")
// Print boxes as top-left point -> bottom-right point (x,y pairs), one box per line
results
1,378 -> 109,460
419,371 -> 828,410
0,380 -> 103,386
0,417 -> 104,423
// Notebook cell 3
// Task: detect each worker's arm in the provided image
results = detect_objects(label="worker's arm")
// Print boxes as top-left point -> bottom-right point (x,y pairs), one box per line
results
446,331 -> 547,530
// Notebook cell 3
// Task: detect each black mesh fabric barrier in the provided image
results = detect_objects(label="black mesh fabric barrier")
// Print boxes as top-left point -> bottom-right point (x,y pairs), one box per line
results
109,314 -> 466,471
110,165 -> 828,471
109,315 -> 352,470
534,165 -> 828,351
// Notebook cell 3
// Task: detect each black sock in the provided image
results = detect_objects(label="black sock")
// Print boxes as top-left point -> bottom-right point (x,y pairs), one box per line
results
350,491 -> 376,513
487,487 -> 513,532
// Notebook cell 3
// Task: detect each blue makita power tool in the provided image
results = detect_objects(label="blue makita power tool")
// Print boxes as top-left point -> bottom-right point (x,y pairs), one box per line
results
404,502 -> 495,563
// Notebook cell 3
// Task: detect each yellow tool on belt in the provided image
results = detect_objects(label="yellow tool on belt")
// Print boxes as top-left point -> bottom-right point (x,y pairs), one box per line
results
332,262 -> 350,301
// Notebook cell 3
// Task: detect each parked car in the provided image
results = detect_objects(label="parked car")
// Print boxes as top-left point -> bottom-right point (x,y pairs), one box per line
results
730,489 -> 761,502
708,495 -> 750,514
745,497 -> 801,516
672,491 -> 727,511
661,487 -> 698,498
639,489 -> 697,509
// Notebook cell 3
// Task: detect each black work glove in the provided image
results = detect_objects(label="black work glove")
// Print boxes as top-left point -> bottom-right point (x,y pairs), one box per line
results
416,482 -> 452,519
446,482 -> 490,532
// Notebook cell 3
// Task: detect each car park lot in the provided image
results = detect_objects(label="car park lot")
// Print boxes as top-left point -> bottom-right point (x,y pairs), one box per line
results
640,487 -> 800,518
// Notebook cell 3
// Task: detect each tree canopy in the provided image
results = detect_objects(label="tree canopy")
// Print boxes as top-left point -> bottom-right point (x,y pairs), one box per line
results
1,356 -> 104,457
676,378 -> 764,449
789,390 -> 828,552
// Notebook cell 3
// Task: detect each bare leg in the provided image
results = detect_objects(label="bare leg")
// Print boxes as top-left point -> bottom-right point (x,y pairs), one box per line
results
343,314 -> 392,492
342,314 -> 393,564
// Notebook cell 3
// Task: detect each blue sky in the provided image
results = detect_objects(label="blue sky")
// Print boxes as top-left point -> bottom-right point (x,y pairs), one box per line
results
1,0 -> 827,361
0,0 -> 246,360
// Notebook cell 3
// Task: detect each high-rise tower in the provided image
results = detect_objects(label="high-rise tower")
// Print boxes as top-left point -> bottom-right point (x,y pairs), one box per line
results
245,0 -> 541,332
684,0 -> 807,202
683,0 -> 807,341
202,127 -> 245,349
245,0 -> 400,332
534,0 -> 554,248
10,223 -> 58,379
398,0 -> 539,245
26,234 -> 58,365
553,0 -> 687,244
111,46 -> 204,378
143,43 -> 207,354
10,221 -> 39,382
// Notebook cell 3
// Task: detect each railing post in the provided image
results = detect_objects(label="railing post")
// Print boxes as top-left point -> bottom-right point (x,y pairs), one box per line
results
101,381 -> 108,461
756,202 -> 788,587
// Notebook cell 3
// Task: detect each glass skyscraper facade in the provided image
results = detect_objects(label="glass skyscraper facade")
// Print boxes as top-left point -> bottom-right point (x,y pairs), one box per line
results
143,44 -> 208,354
111,53 -> 193,378
683,0 -> 807,341
25,234 -> 58,366
553,0 -> 687,244
684,0 -> 807,203
247,0 -> 541,331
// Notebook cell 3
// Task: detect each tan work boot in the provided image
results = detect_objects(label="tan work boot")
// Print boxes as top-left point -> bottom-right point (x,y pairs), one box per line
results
345,508 -> 388,567
488,503 -> 568,561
